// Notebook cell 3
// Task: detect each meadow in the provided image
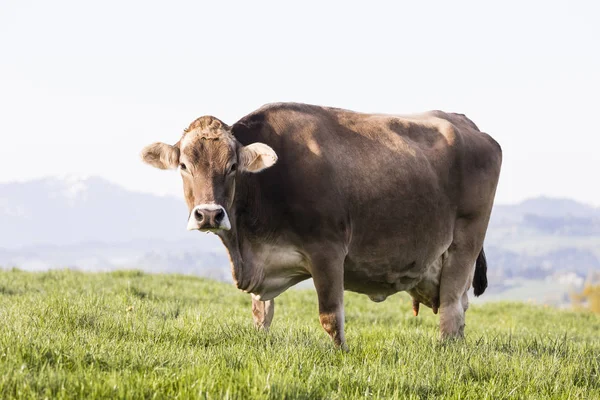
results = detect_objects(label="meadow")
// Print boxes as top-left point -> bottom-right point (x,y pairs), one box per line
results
0,269 -> 598,399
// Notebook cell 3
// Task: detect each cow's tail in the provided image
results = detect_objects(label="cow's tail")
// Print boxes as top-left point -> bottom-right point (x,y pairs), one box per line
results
473,248 -> 488,297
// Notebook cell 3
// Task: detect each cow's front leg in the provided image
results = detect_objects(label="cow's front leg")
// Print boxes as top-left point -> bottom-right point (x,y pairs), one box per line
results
310,248 -> 347,350
251,295 -> 275,330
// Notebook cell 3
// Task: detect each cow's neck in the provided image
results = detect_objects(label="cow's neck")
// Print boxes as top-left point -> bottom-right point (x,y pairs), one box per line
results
217,174 -> 273,292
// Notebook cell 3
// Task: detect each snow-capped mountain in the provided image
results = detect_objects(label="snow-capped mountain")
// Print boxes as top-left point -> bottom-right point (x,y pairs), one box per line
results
0,176 -> 229,276
0,176 -> 210,248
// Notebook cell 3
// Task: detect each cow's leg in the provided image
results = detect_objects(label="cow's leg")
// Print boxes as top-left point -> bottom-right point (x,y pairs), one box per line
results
439,250 -> 475,339
251,295 -> 274,330
310,249 -> 347,350
439,218 -> 486,340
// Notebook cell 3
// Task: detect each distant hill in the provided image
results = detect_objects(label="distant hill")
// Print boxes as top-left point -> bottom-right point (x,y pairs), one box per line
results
1,176 -> 599,304
491,197 -> 600,235
493,197 -> 600,220
485,197 -> 600,303
0,176 -> 228,276
0,176 -> 200,247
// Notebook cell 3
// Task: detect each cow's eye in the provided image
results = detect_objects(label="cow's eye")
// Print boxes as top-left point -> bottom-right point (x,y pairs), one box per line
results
179,163 -> 187,171
228,163 -> 237,174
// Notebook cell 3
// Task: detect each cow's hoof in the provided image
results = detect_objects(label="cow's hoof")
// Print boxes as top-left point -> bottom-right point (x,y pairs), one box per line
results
336,342 -> 349,352
439,327 -> 465,342
254,324 -> 270,332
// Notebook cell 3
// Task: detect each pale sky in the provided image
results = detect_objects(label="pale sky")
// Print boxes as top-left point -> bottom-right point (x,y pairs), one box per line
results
1,1 -> 599,205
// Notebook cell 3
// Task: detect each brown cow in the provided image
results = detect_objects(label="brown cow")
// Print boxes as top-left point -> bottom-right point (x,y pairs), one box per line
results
141,103 -> 502,349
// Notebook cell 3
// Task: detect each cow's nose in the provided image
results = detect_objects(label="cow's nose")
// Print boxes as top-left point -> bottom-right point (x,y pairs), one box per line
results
195,207 -> 224,228
187,204 -> 231,231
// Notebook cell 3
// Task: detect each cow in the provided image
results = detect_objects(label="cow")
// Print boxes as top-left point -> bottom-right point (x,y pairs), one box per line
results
141,102 -> 502,349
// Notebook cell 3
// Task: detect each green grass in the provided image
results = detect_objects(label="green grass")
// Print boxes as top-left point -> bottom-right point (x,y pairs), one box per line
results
0,269 -> 599,399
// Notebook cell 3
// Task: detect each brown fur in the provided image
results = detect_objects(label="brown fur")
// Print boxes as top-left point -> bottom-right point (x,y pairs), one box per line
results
141,102 -> 502,348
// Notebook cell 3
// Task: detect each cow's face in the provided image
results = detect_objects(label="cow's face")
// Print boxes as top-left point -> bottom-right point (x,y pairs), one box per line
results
141,116 -> 277,232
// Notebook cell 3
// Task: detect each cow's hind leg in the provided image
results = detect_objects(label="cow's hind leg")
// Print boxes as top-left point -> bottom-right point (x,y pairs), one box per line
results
439,217 -> 486,339
251,296 -> 274,330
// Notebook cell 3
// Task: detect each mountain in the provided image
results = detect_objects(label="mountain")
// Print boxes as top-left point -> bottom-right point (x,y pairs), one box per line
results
484,197 -> 600,304
490,197 -> 600,235
0,176 -> 193,247
1,177 -> 599,304
0,176 -> 229,277
493,197 -> 600,220
487,197 -> 600,259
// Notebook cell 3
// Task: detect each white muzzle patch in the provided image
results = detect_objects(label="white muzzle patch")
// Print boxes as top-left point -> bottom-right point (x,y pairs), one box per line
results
187,204 -> 231,231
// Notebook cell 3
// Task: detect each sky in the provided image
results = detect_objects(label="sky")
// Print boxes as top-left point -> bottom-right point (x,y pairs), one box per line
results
1,0 -> 599,206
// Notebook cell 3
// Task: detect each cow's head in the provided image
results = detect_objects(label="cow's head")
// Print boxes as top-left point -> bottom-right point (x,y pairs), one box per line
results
141,116 -> 277,232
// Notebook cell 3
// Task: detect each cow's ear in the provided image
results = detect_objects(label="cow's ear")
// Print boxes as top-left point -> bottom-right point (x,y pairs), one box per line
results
141,142 -> 180,170
239,143 -> 278,173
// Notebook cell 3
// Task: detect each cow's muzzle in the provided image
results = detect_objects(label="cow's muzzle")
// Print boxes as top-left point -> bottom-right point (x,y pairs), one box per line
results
187,204 -> 231,231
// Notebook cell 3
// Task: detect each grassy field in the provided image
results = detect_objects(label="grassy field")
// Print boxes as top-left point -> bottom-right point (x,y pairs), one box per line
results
0,269 -> 599,399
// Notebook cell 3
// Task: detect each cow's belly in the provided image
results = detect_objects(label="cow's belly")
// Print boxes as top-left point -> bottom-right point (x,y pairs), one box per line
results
343,257 -> 425,299
343,251 -> 446,304
343,224 -> 452,302
341,191 -> 454,300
